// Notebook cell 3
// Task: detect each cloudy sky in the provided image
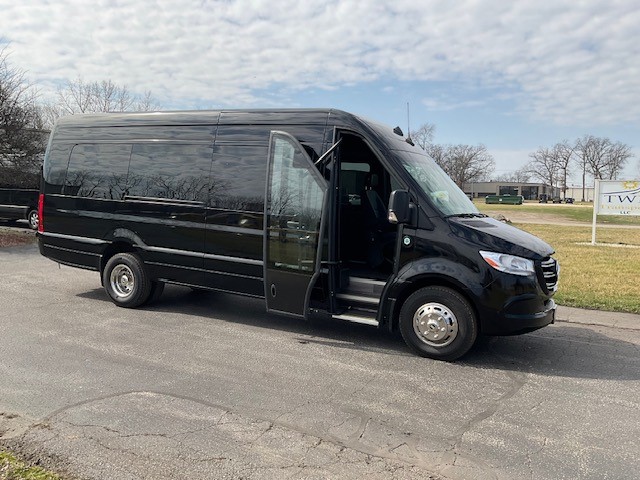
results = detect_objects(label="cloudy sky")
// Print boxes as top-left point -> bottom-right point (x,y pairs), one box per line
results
1,0 -> 639,181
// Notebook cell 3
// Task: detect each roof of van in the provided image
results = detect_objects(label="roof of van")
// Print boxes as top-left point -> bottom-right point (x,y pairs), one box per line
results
54,108 -> 356,127
51,108 -> 415,153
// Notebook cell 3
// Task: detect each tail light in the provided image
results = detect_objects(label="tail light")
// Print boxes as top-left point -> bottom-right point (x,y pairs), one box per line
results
37,193 -> 44,233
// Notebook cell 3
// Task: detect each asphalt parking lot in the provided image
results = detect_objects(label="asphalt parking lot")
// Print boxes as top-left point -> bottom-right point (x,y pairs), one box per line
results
1,243 -> 639,479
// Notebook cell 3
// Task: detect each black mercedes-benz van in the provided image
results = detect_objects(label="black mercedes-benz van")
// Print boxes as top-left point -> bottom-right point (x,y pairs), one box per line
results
37,109 -> 559,360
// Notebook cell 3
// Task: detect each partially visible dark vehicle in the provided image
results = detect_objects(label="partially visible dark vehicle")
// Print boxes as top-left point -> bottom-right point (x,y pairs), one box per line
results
564,197 -> 574,204
552,197 -> 562,204
538,194 -> 548,203
0,188 -> 39,229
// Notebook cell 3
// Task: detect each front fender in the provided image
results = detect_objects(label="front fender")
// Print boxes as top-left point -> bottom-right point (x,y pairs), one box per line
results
377,257 -> 484,330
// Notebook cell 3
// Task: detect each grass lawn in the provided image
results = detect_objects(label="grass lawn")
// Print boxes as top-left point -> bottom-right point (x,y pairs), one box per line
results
513,223 -> 640,314
0,451 -> 62,480
476,200 -> 640,226
474,200 -> 640,313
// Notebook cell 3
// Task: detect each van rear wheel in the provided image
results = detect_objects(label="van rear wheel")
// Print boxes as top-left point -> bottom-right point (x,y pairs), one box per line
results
399,286 -> 477,361
102,253 -> 152,308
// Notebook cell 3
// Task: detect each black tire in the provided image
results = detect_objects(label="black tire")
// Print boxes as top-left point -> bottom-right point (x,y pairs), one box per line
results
27,209 -> 39,230
399,286 -> 477,361
102,253 -> 152,308
144,281 -> 165,306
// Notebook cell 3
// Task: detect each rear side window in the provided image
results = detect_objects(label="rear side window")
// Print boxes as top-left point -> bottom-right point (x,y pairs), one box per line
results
65,144 -> 131,199
210,145 -> 267,212
126,144 -> 212,202
43,143 -> 73,194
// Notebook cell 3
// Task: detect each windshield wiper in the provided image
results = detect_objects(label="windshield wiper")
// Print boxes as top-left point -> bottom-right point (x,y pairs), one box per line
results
445,213 -> 487,219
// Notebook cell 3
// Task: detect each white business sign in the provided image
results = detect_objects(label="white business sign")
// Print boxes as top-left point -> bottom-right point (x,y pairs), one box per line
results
592,180 -> 640,244
595,180 -> 640,216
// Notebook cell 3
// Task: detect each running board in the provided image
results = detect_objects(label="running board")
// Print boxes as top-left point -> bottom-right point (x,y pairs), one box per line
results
332,313 -> 379,327
335,293 -> 379,305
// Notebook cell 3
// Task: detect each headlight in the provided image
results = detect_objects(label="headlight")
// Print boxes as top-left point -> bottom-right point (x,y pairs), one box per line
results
479,251 -> 535,276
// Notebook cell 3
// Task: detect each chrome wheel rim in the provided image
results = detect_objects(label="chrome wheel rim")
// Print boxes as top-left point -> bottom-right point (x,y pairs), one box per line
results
413,302 -> 459,347
29,212 -> 38,229
110,265 -> 135,298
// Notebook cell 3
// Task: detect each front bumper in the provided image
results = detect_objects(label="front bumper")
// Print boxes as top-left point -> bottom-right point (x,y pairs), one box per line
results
482,295 -> 556,335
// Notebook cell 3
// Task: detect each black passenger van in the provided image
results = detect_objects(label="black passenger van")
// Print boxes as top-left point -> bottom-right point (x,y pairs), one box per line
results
37,109 -> 559,360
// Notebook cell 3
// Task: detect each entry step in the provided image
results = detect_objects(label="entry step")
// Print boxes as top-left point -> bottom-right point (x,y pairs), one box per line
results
341,276 -> 386,298
332,312 -> 378,327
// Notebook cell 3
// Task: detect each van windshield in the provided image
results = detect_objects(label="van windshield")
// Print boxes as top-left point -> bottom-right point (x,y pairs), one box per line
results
396,150 -> 480,217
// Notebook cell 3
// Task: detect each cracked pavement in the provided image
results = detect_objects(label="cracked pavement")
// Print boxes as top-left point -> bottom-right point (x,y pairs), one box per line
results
1,245 -> 639,479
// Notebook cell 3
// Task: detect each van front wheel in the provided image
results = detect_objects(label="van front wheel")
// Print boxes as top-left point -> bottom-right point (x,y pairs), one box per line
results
102,253 -> 152,308
399,286 -> 477,361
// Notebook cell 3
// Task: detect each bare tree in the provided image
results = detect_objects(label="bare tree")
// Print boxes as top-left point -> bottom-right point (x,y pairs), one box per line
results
410,122 -> 436,150
574,137 -> 591,202
575,135 -> 633,181
493,166 -> 531,183
42,78 -> 160,127
605,141 -> 633,180
449,144 -> 495,187
575,135 -> 608,181
0,47 -> 47,188
526,146 -> 561,191
425,143 -> 447,170
553,140 -> 575,199
573,134 -> 634,200
431,144 -> 494,188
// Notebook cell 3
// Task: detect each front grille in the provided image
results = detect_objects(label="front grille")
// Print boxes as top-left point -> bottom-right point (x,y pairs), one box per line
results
539,257 -> 559,293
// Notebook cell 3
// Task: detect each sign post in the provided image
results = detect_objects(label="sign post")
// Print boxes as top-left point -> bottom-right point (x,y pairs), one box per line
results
591,180 -> 600,245
591,180 -> 640,245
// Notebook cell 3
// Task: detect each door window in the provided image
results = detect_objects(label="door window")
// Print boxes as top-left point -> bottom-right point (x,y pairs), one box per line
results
266,134 -> 326,272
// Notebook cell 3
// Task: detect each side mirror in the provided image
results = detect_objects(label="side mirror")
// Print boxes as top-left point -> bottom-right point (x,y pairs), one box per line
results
388,190 -> 414,224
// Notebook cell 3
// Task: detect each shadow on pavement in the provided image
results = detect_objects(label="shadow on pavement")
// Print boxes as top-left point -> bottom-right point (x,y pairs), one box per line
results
77,284 -> 640,381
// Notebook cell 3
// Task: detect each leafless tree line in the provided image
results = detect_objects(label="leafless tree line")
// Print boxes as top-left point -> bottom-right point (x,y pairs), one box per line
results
411,122 -> 496,188
523,137 -> 633,200
0,47 -> 47,187
1,48 -> 160,188
40,78 -> 159,127
412,120 -> 636,200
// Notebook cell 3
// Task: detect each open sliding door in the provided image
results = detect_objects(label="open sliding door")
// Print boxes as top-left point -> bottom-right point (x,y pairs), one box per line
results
264,131 -> 327,317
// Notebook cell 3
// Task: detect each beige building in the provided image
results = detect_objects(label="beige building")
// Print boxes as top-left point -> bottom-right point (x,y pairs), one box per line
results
565,186 -> 595,202
463,182 -> 559,201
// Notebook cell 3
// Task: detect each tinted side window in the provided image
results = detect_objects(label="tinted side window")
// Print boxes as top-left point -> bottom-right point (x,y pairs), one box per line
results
210,145 -> 267,212
127,144 -> 212,202
43,143 -> 73,194
65,144 -> 131,199
266,134 -> 326,272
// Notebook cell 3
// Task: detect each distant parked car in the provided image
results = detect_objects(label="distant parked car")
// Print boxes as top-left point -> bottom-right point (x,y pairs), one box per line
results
564,197 -> 574,204
552,197 -> 562,203
0,188 -> 39,229
539,194 -> 549,203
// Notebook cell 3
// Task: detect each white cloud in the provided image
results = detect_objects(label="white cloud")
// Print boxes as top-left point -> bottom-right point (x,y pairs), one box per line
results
0,0 -> 638,128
